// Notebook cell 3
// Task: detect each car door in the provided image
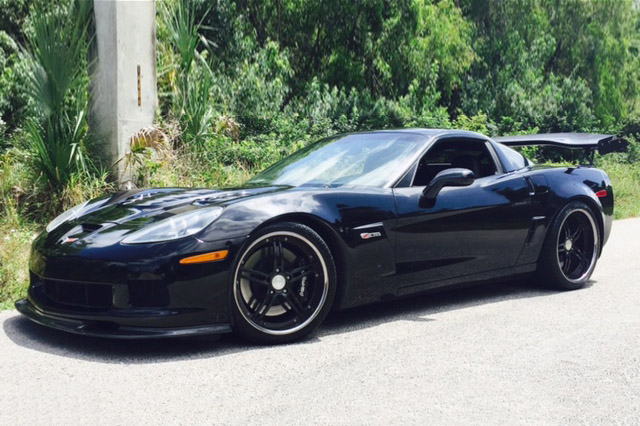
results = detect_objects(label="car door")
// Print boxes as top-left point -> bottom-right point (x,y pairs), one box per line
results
392,137 -> 533,292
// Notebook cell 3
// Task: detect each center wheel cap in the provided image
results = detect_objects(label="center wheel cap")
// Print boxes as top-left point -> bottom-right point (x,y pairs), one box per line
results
565,239 -> 573,251
271,274 -> 286,291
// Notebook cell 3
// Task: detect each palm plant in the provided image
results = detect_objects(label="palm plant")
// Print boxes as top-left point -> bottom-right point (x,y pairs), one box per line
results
159,0 -> 214,148
26,111 -> 88,186
117,126 -> 170,187
24,0 -> 93,189
160,0 -> 204,75
178,61 -> 215,147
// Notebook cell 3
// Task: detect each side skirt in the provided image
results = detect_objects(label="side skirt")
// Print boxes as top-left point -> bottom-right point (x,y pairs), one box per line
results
396,263 -> 537,297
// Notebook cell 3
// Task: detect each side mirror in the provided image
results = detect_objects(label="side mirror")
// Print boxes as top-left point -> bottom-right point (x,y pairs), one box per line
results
421,168 -> 475,202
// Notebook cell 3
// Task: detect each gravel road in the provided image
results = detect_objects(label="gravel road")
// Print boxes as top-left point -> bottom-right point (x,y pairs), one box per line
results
1,218 -> 639,426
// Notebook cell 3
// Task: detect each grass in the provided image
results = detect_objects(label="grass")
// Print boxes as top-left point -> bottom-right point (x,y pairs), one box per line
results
0,222 -> 37,309
599,158 -> 640,219
0,156 -> 638,310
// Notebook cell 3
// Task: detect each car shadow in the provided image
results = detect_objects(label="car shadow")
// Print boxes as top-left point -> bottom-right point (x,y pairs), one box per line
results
318,278 -> 587,337
3,278 -> 591,364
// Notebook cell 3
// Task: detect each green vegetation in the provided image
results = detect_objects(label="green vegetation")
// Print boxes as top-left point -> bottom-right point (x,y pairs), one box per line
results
596,136 -> 640,220
24,0 -> 93,190
601,160 -> 640,220
0,223 -> 34,309
1,0 -> 640,307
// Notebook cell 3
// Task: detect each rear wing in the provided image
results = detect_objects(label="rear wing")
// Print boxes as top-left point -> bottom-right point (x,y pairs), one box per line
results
494,133 -> 627,164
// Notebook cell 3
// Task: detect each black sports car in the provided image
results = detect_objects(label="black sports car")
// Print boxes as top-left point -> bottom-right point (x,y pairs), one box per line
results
16,129 -> 622,343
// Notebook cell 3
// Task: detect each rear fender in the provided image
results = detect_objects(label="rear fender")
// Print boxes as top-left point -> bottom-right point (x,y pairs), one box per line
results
535,167 -> 612,255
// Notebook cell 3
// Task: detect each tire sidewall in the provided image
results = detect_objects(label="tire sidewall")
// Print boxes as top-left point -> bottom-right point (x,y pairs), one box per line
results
229,222 -> 337,344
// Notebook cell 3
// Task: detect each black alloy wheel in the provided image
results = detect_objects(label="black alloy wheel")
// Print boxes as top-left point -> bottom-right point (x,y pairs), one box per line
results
231,222 -> 336,344
538,201 -> 599,290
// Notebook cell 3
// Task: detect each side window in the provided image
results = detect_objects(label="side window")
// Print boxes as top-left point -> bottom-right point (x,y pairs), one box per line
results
492,141 -> 530,172
412,139 -> 498,187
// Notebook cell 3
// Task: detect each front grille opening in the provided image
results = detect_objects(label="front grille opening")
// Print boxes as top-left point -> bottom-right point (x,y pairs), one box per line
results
128,280 -> 170,307
43,279 -> 113,309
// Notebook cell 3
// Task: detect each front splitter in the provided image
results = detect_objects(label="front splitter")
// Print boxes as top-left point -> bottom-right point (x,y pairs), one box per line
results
15,299 -> 232,339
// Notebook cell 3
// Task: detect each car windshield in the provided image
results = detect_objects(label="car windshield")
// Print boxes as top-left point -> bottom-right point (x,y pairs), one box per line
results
247,133 -> 425,188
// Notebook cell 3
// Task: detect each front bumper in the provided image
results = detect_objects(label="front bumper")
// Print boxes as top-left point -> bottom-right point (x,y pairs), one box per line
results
15,298 -> 231,339
17,232 -> 247,339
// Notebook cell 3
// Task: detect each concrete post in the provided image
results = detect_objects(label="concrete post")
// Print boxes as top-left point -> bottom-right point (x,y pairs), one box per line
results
90,0 -> 157,186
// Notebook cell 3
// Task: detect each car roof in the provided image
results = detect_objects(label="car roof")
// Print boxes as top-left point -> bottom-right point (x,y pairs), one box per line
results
342,128 -> 490,144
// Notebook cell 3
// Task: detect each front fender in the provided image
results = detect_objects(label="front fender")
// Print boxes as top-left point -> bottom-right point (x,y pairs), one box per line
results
199,188 -> 399,309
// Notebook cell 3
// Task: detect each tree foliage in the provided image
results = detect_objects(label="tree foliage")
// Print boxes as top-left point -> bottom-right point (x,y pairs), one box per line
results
460,0 -> 640,132
2,0 -> 640,205
153,0 -> 640,142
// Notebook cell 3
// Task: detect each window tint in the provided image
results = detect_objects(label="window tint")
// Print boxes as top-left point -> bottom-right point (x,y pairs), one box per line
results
493,142 -> 531,172
412,139 -> 497,186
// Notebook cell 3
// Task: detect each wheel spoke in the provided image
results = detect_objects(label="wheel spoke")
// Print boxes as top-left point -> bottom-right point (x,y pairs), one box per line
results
571,223 -> 584,242
272,239 -> 285,272
563,252 -> 572,273
271,241 -> 278,271
573,248 -> 584,264
247,295 -> 258,311
288,265 -> 313,283
252,293 -> 276,321
284,293 -> 306,320
278,240 -> 286,270
240,268 -> 270,286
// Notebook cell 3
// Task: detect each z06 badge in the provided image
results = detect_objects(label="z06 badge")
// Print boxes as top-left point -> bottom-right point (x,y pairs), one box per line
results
360,231 -> 382,240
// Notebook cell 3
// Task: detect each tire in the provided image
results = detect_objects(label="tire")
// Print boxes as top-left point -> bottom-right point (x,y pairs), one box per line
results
230,222 -> 337,344
537,201 -> 600,290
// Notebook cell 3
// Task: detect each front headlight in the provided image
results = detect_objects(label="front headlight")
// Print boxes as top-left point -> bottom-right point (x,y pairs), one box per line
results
121,207 -> 223,244
46,200 -> 90,233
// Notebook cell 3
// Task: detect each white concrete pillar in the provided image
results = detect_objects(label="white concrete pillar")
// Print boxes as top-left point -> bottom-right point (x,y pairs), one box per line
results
90,0 -> 157,185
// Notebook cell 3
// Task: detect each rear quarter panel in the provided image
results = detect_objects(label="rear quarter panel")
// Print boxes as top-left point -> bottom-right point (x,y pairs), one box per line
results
528,165 -> 613,251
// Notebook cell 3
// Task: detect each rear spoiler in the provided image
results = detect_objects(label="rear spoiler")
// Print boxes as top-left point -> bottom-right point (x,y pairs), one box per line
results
493,133 -> 628,164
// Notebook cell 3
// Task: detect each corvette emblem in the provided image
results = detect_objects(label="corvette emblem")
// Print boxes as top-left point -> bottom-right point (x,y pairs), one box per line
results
61,237 -> 79,245
360,232 -> 382,240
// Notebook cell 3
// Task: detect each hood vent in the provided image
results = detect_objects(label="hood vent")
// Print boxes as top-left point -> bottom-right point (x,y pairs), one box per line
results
119,189 -> 180,206
81,223 -> 103,233
119,189 -> 219,209
193,191 -> 250,205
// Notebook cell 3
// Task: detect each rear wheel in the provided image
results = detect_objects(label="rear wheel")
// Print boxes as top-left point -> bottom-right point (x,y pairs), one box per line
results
537,201 -> 599,290
230,222 -> 336,344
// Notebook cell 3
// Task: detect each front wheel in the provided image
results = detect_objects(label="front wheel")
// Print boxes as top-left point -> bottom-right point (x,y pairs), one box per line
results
537,201 -> 600,290
230,222 -> 336,344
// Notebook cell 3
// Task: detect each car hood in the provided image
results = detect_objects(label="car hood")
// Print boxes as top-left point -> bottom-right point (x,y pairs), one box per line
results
46,186 -> 289,246
80,186 -> 288,225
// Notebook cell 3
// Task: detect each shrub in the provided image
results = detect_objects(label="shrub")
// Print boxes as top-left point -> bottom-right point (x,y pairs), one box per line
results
0,31 -> 29,133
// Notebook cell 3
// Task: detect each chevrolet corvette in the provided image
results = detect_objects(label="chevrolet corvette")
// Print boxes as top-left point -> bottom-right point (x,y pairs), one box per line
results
16,129 -> 622,343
